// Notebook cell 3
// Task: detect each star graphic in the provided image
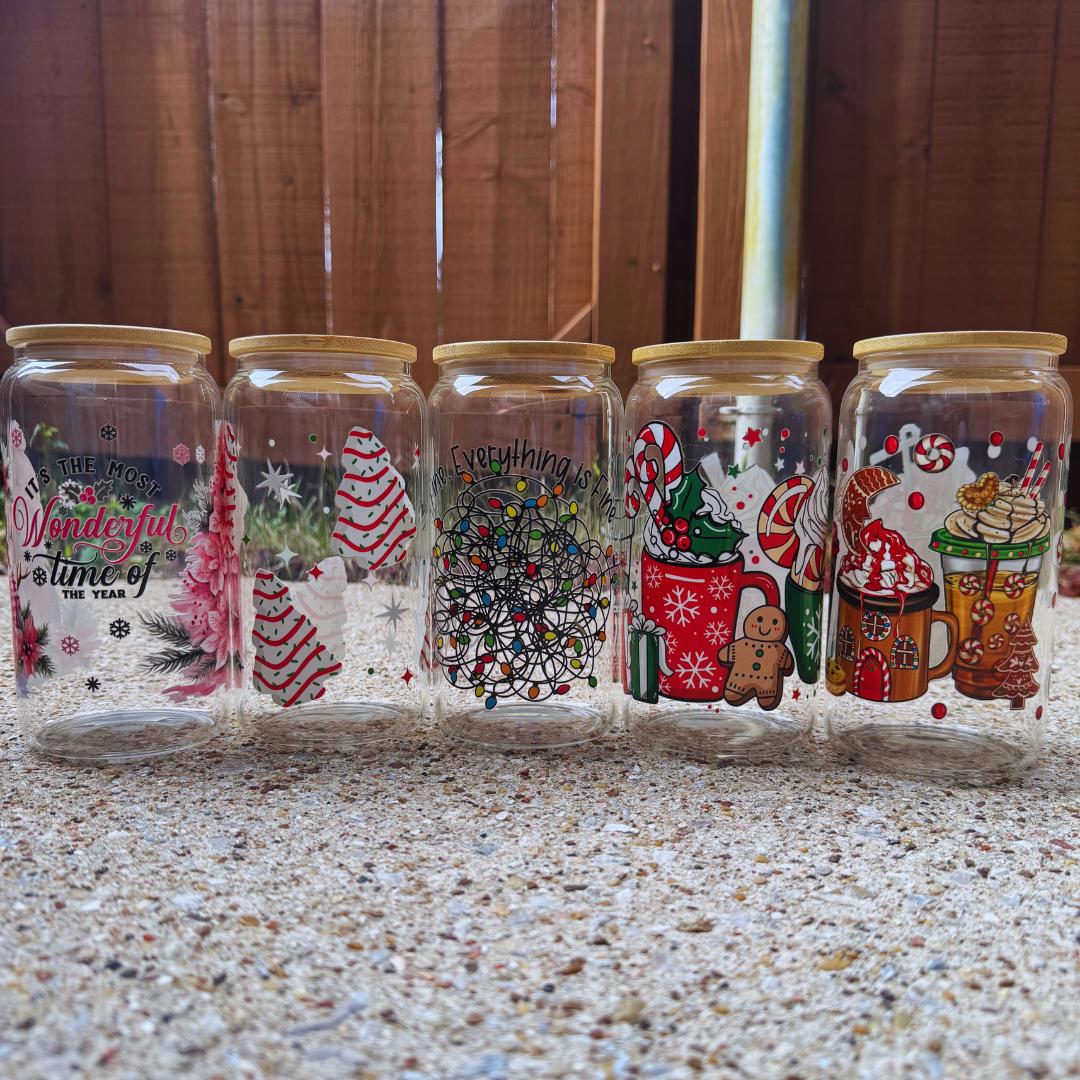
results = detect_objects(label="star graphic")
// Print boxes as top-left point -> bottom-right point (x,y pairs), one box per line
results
774,456 -> 785,472
307,563 -> 324,580
791,687 -> 801,700
316,446 -> 332,464
275,543 -> 297,567
401,668 -> 414,686
241,534 -> 252,545
256,460 -> 302,508
413,445 -> 421,460
742,427 -> 762,447
794,461 -> 806,476
377,633 -> 399,657
376,593 -> 408,631
726,463 -> 742,478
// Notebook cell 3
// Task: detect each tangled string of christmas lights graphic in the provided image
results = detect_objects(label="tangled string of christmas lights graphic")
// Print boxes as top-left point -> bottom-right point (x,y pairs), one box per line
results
432,475 -> 613,709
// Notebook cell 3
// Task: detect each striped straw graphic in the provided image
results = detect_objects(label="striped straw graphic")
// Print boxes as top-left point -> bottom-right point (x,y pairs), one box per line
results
1019,442 -> 1044,493
1030,459 -> 1052,498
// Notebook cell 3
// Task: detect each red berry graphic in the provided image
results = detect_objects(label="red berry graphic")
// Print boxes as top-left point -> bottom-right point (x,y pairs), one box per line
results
674,517 -> 689,533
908,491 -> 925,510
676,535 -> 691,551
930,703 -> 947,720
884,434 -> 899,454
990,431 -> 1003,446
661,528 -> 675,546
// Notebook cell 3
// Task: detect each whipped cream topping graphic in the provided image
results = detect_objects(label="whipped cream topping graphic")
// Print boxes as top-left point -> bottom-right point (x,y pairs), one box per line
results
792,467 -> 830,585
944,480 -> 1050,545
839,518 -> 935,597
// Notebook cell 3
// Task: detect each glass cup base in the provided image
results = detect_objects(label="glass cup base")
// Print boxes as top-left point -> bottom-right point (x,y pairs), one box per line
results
630,707 -> 807,763
244,700 -> 418,752
832,721 -> 1034,784
29,708 -> 219,764
439,701 -> 608,750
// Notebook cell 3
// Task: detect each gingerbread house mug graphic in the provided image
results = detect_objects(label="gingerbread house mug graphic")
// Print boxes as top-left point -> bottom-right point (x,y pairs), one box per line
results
829,579 -> 958,702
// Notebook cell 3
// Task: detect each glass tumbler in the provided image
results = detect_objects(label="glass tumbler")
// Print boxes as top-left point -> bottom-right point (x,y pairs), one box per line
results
428,341 -> 622,748
225,335 -> 429,751
821,331 -> 1071,782
623,340 -> 831,760
1,324 -> 236,762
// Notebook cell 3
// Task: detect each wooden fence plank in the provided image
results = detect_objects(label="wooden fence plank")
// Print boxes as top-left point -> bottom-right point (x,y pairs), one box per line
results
0,0 -> 112,329
208,0 -> 327,362
100,0 -> 222,373
1036,0 -> 1080,359
803,0 -> 937,359
441,0 -> 553,342
322,0 -> 439,386
919,1 -> 1058,330
551,0 -> 597,337
593,0 -> 672,389
694,0 -> 752,340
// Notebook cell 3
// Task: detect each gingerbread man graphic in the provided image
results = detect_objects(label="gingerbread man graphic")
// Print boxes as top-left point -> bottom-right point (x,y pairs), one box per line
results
717,605 -> 794,711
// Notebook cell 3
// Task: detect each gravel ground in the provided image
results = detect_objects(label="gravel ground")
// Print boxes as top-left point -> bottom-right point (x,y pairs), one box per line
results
2,605 -> 1080,1079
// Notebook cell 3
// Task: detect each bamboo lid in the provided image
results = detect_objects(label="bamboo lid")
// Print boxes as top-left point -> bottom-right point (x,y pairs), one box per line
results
229,334 -> 416,362
853,330 -> 1067,359
432,340 -> 615,364
632,339 -> 824,364
6,323 -> 211,354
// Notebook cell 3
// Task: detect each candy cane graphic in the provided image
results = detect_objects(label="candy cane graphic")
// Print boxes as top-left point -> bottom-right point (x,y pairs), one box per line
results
1030,460 -> 1052,498
1020,442 -> 1044,493
625,421 -> 683,519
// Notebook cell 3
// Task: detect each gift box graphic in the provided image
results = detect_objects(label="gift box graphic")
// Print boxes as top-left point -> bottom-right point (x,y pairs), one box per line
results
626,611 -> 673,703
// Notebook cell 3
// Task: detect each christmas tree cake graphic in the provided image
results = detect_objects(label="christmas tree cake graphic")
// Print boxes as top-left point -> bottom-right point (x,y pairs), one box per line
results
251,570 -> 342,706
330,428 -> 416,569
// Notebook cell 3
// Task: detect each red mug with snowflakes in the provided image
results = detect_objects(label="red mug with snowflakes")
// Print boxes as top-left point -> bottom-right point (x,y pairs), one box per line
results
640,552 -> 780,700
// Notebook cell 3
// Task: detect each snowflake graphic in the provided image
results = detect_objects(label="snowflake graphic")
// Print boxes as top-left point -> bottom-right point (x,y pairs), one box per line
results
85,677 -> 101,693
704,618 -> 732,647
43,540 -> 52,552
31,567 -> 47,587
195,444 -> 206,465
99,423 -> 117,442
119,493 -> 136,511
139,540 -> 153,555
173,443 -> 191,465
61,635 -> 80,657
9,424 -> 23,450
666,633 -> 678,655
109,618 -> 131,640
708,575 -> 735,602
803,617 -> 820,655
658,674 -> 672,696
643,563 -> 663,590
662,585 -> 700,627
676,650 -> 716,690
165,548 -> 179,561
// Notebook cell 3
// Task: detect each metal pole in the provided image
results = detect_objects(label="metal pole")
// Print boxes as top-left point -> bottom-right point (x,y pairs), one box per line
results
739,0 -> 811,339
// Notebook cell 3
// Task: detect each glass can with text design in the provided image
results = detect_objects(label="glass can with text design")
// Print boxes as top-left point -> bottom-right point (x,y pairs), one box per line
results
1,324 -> 236,762
225,335 -> 428,751
428,341 -> 622,749
820,331 -> 1071,783
622,340 -> 831,762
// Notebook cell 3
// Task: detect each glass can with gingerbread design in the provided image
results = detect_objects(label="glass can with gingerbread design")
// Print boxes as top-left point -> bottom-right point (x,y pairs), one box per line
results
821,331 -> 1071,783
225,335 -> 428,751
622,340 -> 831,761
428,341 -> 622,749
1,324 -> 238,762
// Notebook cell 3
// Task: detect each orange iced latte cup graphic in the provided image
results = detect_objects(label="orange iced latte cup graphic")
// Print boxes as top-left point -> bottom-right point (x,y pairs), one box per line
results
931,468 -> 1050,700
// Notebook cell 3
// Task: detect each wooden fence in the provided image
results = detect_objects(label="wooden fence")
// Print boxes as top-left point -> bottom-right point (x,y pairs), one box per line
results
1,0 -> 1078,400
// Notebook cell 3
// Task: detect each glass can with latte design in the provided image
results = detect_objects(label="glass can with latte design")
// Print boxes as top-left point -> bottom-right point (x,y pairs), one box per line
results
821,331 -> 1071,783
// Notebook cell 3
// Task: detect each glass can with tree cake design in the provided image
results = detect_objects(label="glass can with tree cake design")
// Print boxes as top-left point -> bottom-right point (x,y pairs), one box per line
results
1,324 -> 237,762
225,336 -> 428,751
428,341 -> 622,749
820,331 -> 1071,783
621,340 -> 831,762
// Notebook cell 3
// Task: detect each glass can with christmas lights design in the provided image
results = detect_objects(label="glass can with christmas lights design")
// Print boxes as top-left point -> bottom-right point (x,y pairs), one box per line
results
820,331 -> 1072,783
428,341 -> 622,748
225,335 -> 428,750
1,324 -> 236,762
622,340 -> 831,762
